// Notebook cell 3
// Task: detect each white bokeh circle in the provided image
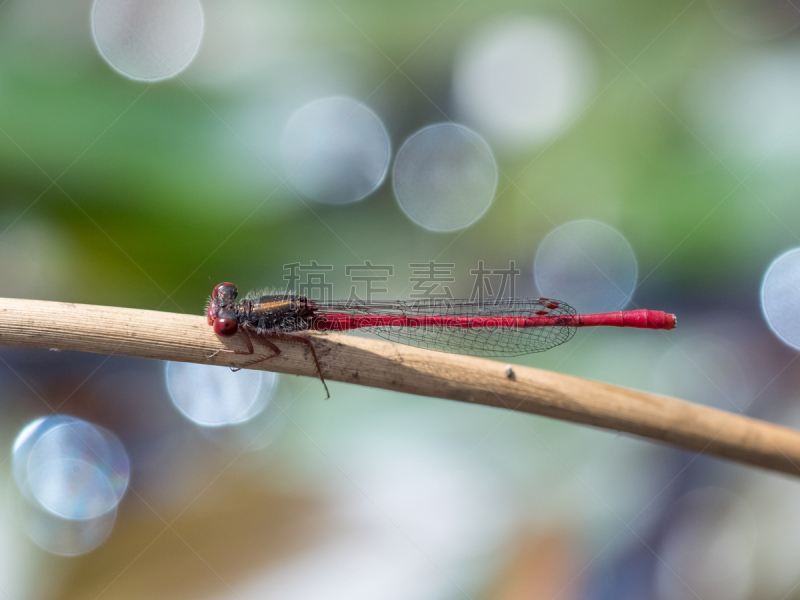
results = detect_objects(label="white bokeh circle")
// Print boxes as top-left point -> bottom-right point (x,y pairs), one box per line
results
688,51 -> 800,167
280,97 -> 391,204
91,0 -> 205,82
25,503 -> 117,556
12,416 -> 130,521
393,123 -> 497,232
761,247 -> 800,350
165,362 -> 275,427
453,16 -> 594,151
534,219 -> 637,313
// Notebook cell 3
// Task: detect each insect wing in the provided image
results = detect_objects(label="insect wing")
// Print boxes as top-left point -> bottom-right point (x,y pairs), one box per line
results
314,298 -> 577,357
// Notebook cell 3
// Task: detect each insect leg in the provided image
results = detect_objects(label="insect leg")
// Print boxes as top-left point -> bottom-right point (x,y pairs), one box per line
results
208,326 -> 257,364
266,333 -> 330,399
230,328 -> 281,371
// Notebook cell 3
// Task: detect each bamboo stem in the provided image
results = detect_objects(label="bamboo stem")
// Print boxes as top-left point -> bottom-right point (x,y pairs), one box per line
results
1,297 -> 799,477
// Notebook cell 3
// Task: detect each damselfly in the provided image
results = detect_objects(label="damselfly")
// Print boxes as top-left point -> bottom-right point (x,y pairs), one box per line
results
207,282 -> 676,397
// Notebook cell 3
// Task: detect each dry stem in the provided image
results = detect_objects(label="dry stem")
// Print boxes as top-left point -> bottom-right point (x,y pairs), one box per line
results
1,298 -> 799,477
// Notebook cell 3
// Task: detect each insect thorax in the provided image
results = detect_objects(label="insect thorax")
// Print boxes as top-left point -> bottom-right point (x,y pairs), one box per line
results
242,294 -> 312,333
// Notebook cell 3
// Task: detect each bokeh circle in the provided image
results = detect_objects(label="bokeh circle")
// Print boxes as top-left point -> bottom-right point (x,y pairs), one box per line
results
393,123 -> 497,232
534,220 -> 638,313
91,0 -> 205,82
12,416 -> 130,520
25,504 -> 117,556
280,97 -> 391,204
453,16 -> 594,150
761,247 -> 800,350
165,362 -> 275,427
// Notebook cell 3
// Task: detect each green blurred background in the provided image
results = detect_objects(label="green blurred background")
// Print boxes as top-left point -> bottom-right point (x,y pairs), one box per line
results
3,0 -> 800,598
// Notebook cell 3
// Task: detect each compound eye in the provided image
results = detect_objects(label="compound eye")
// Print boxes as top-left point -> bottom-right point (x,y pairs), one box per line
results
213,317 -> 239,337
212,282 -> 237,301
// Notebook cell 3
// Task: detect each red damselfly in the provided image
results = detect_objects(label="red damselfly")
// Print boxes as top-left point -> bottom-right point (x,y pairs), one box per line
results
207,282 -> 676,397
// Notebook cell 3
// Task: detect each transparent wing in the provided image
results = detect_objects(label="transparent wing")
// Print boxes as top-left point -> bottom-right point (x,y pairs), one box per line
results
313,298 -> 577,357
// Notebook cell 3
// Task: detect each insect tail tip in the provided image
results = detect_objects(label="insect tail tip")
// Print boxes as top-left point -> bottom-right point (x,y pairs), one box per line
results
666,313 -> 677,330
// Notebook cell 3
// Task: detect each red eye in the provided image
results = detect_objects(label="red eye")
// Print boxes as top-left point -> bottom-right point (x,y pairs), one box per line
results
212,282 -> 236,300
213,317 -> 238,337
